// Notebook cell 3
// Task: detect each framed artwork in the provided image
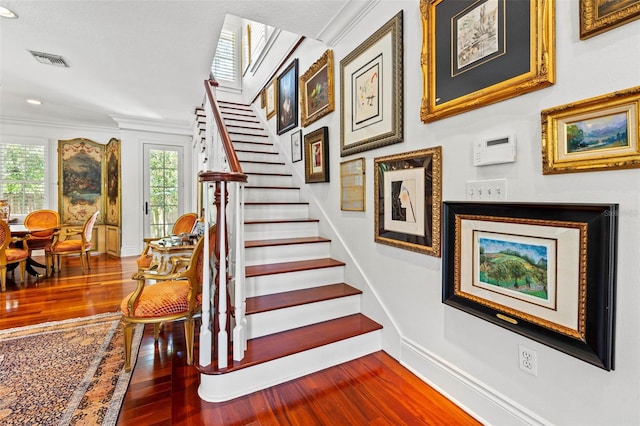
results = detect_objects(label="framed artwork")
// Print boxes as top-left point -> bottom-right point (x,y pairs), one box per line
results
304,127 -> 329,183
442,202 -> 618,370
242,24 -> 251,76
541,86 -> 640,174
291,130 -> 303,163
277,59 -> 299,135
266,79 -> 277,120
580,0 -> 640,39
300,49 -> 335,127
104,138 -> 121,226
340,11 -> 403,157
260,89 -> 266,109
420,0 -> 555,123
374,147 -> 441,257
58,138 -> 104,225
340,158 -> 365,211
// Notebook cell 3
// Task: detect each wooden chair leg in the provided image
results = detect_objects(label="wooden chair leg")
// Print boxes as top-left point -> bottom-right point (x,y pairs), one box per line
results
18,260 -> 26,284
86,251 -> 92,270
122,321 -> 135,372
184,317 -> 195,365
0,266 -> 6,292
153,323 -> 161,340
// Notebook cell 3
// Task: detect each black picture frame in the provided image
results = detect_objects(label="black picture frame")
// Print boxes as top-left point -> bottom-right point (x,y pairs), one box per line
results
291,129 -> 302,163
442,201 -> 618,370
277,59 -> 299,135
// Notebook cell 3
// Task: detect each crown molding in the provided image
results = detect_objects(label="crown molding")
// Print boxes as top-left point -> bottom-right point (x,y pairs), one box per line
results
0,116 -> 118,133
316,0 -> 381,46
110,115 -> 192,136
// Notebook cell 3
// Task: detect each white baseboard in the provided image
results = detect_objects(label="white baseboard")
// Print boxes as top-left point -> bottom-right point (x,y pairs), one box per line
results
400,337 -> 550,426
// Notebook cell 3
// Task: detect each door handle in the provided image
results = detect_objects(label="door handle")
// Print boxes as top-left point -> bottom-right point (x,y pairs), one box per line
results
144,202 -> 149,215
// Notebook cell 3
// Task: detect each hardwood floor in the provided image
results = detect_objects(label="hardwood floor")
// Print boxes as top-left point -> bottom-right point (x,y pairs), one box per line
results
0,254 -> 481,425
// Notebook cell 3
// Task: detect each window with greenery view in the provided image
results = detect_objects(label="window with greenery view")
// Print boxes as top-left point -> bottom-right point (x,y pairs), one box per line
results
148,148 -> 179,237
0,143 -> 46,214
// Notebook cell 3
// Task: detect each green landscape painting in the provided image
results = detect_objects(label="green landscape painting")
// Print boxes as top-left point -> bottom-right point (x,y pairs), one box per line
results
566,111 -> 628,153
478,237 -> 549,300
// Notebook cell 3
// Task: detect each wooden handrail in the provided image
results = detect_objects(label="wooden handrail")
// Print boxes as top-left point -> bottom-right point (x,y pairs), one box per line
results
203,79 -> 244,175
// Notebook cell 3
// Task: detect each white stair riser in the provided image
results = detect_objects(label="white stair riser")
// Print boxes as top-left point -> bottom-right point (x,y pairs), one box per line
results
232,142 -> 276,154
244,221 -> 318,240
245,266 -> 345,297
240,162 -> 288,174
245,187 -> 300,203
198,330 -> 382,402
245,241 -> 331,266
244,203 -> 309,221
246,296 -> 361,339
245,174 -> 294,187
237,151 -> 282,163
228,134 -> 271,143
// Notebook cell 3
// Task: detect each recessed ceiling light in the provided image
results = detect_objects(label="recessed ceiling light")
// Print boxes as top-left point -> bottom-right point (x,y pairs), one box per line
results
27,99 -> 42,105
0,6 -> 18,19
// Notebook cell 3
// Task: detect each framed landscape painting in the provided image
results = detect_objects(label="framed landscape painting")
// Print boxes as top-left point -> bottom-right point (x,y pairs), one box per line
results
442,202 -> 618,370
420,0 -> 555,123
541,86 -> 640,174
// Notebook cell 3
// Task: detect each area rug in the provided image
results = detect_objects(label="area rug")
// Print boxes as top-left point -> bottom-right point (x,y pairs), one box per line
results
0,313 -> 144,425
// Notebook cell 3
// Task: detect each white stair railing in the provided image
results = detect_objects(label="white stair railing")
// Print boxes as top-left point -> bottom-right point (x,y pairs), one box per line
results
198,79 -> 248,369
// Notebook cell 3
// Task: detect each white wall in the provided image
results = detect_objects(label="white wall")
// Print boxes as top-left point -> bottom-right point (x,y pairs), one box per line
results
247,1 -> 640,424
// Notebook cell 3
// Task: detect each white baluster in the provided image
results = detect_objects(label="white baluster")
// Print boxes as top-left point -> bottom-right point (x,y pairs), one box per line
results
199,183 -> 212,366
233,182 -> 247,360
217,180 -> 228,369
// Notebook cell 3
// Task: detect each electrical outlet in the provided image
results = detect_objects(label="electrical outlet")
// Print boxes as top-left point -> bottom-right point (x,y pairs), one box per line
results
518,345 -> 538,376
465,179 -> 507,201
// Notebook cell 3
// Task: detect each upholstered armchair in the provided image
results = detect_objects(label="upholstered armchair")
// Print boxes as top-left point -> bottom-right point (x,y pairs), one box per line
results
121,224 -> 215,371
136,212 -> 198,272
23,209 -> 59,255
45,211 -> 99,276
0,220 -> 28,292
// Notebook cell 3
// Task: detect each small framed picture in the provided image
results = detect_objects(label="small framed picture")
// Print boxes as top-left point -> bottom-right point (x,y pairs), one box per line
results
291,130 -> 302,163
541,86 -> 640,174
340,158 -> 365,211
277,59 -> 299,135
304,127 -> 329,183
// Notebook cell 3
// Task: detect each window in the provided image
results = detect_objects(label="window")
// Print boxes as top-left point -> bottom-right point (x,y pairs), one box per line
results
211,26 -> 240,89
0,142 -> 46,214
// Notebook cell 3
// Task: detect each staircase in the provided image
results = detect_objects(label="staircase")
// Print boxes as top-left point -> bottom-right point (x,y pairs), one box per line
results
197,99 -> 383,402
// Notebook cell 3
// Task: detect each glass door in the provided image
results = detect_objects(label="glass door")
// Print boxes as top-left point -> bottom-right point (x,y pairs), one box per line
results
143,144 -> 184,238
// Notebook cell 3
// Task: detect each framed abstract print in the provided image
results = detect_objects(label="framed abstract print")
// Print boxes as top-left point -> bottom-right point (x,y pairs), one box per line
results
304,127 -> 329,183
420,0 -> 555,123
277,59 -> 299,135
541,86 -> 640,174
580,0 -> 640,39
340,11 -> 403,156
442,202 -> 618,370
291,129 -> 303,163
374,147 -> 442,257
300,49 -> 335,127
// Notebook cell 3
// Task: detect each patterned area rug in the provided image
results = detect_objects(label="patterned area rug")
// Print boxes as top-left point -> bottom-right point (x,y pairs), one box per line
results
0,313 -> 144,425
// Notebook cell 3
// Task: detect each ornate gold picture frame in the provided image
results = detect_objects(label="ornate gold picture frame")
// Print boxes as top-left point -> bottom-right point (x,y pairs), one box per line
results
374,147 -> 441,257
300,49 -> 335,127
580,0 -> 640,39
420,0 -> 555,123
541,86 -> 640,174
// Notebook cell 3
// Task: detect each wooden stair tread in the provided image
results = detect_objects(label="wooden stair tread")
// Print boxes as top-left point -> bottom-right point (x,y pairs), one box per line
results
245,185 -> 299,190
246,258 -> 345,277
246,283 -> 361,314
240,160 -> 285,165
245,236 -> 331,248
199,314 -> 382,374
246,172 -> 293,177
232,140 -> 274,146
236,149 -> 278,155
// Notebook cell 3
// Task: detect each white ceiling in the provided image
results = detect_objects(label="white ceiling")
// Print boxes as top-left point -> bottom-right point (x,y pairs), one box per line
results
0,0 -> 359,129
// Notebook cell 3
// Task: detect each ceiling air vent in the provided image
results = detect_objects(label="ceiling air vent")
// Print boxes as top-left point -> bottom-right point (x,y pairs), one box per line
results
29,50 -> 70,67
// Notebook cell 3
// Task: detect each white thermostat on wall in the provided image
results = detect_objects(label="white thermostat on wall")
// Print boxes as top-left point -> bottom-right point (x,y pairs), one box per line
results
473,134 -> 516,166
